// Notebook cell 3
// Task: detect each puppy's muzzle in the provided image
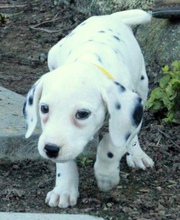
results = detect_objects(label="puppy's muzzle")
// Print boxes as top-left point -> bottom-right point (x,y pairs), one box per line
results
44,144 -> 60,158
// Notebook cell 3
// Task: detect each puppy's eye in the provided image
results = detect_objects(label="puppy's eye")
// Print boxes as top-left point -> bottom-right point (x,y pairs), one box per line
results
41,104 -> 49,114
75,109 -> 91,120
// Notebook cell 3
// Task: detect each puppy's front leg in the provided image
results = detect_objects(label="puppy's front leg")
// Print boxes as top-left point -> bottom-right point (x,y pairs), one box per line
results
94,133 -> 126,192
46,161 -> 79,208
126,135 -> 154,169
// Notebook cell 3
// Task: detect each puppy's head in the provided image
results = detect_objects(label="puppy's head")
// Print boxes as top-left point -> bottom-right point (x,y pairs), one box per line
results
23,63 -> 144,162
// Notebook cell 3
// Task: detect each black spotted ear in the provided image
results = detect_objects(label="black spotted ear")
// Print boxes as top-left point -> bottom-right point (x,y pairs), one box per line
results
23,79 -> 43,138
101,81 -> 144,147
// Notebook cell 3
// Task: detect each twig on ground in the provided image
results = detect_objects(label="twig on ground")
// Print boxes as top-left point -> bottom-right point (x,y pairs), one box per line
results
30,13 -> 60,28
29,13 -> 61,33
158,129 -> 180,149
29,26 -> 60,33
0,5 -> 26,9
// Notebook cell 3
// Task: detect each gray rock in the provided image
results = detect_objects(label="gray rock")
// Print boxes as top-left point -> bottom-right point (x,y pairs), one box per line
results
90,0 -> 154,15
53,0 -> 154,15
136,18 -> 180,74
0,86 -> 41,162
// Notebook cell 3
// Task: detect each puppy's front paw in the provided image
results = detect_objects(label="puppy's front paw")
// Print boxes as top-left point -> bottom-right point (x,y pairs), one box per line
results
126,151 -> 154,170
45,186 -> 79,208
94,162 -> 120,192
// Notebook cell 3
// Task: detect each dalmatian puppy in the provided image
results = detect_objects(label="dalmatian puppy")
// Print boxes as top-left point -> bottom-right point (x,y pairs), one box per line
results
23,9 -> 154,208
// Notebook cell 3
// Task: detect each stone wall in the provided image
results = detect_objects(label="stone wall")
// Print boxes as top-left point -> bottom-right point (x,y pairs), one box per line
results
76,0 -> 154,15
136,18 -> 180,74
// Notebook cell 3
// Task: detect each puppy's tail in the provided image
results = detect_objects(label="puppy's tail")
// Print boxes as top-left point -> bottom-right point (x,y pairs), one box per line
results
111,9 -> 152,26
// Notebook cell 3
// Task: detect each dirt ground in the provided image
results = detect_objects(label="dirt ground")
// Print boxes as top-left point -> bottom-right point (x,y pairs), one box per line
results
0,1 -> 179,219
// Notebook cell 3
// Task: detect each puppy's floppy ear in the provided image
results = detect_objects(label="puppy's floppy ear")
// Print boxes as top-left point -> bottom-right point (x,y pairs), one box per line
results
101,81 -> 144,147
23,79 -> 43,138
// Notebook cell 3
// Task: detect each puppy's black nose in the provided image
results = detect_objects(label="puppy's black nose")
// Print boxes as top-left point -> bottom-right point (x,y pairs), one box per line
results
44,144 -> 60,158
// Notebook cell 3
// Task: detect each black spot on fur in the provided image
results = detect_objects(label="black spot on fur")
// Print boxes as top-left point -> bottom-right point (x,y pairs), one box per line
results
132,101 -> 143,127
114,81 -> 126,92
23,101 -> 27,118
28,96 -> 33,105
115,102 -> 121,110
107,152 -> 114,158
137,97 -> 142,104
108,29 -> 113,32
126,152 -> 130,156
113,35 -> 120,41
57,173 -> 61,177
141,75 -> 145,80
99,30 -> 105,33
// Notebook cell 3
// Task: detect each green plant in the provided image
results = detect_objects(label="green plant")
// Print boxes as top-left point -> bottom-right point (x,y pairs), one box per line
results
146,60 -> 180,123
77,156 -> 93,167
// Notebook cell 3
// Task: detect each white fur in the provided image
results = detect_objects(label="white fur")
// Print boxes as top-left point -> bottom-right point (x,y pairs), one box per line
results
23,10 -> 154,208
45,161 -> 79,208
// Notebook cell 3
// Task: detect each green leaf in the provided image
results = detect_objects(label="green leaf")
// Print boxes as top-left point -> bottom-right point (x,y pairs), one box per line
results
172,60 -> 180,72
159,74 -> 171,88
162,96 -> 172,108
165,84 -> 174,96
146,96 -> 155,109
170,79 -> 180,90
152,87 -> 165,99
152,100 -> 163,111
164,112 -> 176,123
162,65 -> 169,73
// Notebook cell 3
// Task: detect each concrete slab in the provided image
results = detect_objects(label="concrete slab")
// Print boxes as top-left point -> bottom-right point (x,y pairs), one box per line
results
0,212 -> 104,220
0,86 -> 26,137
0,86 -> 41,162
0,86 -> 98,162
